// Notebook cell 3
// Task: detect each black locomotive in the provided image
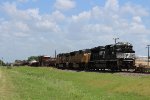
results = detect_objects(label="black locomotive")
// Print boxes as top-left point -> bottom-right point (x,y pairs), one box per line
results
56,42 -> 135,71
89,42 -> 135,71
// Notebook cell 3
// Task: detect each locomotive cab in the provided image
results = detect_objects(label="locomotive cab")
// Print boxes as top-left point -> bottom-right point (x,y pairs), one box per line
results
104,42 -> 135,70
115,42 -> 135,70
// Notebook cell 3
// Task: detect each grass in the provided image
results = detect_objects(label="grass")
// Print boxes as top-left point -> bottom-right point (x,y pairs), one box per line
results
0,66 -> 150,100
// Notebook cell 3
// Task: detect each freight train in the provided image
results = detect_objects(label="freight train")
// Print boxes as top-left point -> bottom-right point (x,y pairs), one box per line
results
56,42 -> 136,71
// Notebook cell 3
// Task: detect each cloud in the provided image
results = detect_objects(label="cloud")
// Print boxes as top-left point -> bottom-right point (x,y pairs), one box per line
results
83,24 -> 113,34
69,0 -> 149,36
51,10 -> 66,22
54,0 -> 76,10
121,3 -> 149,16
17,0 -> 28,3
105,0 -> 119,11
35,20 -> 61,33
17,0 -> 38,3
72,11 -> 91,23
133,16 -> 142,23
0,2 -> 63,37
1,2 -> 42,21
0,0 -> 150,62
15,22 -> 30,32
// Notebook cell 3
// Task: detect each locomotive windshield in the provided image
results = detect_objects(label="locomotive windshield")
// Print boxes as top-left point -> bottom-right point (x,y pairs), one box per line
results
115,42 -> 135,59
115,42 -> 135,53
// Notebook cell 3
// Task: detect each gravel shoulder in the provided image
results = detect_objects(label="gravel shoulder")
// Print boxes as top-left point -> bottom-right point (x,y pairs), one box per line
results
115,72 -> 150,77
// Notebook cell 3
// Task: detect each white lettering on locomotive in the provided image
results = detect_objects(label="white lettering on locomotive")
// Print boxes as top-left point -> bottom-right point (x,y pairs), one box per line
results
116,53 -> 135,59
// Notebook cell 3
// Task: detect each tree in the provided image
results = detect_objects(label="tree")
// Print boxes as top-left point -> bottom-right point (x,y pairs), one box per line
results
27,56 -> 39,62
0,59 -> 5,66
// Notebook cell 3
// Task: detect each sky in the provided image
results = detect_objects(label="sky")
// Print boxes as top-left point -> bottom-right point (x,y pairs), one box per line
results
0,0 -> 150,62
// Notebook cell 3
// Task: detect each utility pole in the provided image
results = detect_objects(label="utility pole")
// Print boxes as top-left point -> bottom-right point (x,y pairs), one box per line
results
55,50 -> 57,59
146,45 -> 150,67
113,38 -> 119,44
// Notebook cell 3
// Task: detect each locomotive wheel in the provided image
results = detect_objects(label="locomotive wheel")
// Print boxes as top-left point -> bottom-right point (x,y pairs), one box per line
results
84,64 -> 89,71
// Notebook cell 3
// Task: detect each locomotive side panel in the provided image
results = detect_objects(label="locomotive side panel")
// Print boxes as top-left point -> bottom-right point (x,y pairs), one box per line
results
56,53 -> 69,69
89,46 -> 107,69
68,50 -> 91,69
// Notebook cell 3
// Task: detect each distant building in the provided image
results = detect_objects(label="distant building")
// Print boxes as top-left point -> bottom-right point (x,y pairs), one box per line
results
136,56 -> 148,62
135,56 -> 148,67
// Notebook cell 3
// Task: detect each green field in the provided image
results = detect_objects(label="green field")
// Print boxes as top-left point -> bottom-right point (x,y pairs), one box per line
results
0,66 -> 150,100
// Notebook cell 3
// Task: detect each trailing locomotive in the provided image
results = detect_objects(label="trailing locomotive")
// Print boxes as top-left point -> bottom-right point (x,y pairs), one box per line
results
56,49 -> 91,70
56,42 -> 135,71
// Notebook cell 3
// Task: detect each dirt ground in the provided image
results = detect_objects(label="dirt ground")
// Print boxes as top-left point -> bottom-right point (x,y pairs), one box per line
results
135,60 -> 150,68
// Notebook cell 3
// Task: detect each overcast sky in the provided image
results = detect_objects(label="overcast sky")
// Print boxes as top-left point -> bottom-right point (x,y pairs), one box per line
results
0,0 -> 150,62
